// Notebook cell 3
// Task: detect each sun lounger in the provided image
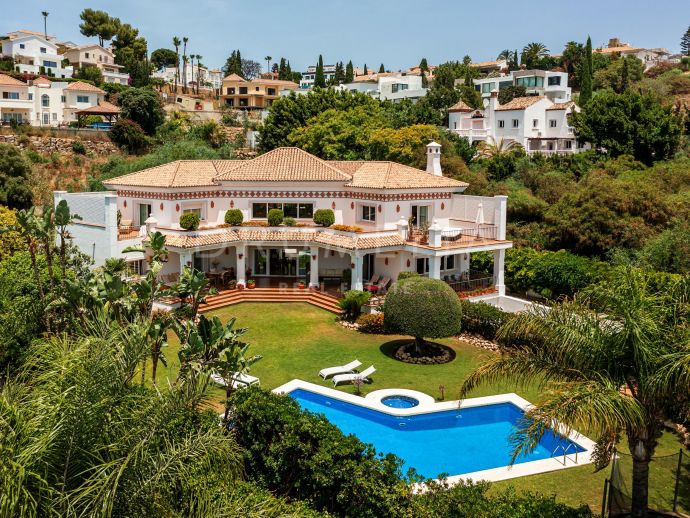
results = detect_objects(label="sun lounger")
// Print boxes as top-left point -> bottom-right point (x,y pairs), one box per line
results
211,371 -> 260,389
332,365 -> 376,386
319,359 -> 362,379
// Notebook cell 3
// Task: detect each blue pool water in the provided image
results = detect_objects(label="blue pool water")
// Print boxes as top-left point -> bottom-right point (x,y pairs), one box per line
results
290,388 -> 585,478
381,395 -> 420,408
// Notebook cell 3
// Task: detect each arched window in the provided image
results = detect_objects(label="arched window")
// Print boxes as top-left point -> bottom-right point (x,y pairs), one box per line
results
41,94 -> 49,107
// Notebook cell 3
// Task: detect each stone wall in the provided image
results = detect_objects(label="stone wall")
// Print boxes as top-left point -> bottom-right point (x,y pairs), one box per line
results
0,134 -> 117,155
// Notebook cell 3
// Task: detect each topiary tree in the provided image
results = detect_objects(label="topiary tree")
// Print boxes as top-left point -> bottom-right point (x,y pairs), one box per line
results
224,209 -> 243,226
179,211 -> 200,230
383,277 -> 462,353
267,208 -> 284,226
313,208 -> 335,227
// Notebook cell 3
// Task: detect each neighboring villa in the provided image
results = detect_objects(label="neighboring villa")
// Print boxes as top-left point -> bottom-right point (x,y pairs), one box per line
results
220,74 -> 299,110
448,93 -> 586,155
62,44 -> 129,85
470,69 -> 571,103
469,59 -> 508,74
594,37 -> 672,71
338,73 -> 428,102
55,144 -> 516,309
0,29 -> 73,79
0,74 -> 113,126
154,65 -> 223,92
299,64 -> 337,89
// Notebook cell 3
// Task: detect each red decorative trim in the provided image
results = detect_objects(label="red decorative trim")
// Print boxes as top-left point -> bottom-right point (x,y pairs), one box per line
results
159,203 -> 164,211
175,203 -> 180,212
331,201 -> 336,209
114,190 -> 453,202
230,200 -> 234,208
123,200 -> 127,208
396,204 -> 400,213
406,259 -> 411,267
441,202 -> 445,210
211,201 -> 215,208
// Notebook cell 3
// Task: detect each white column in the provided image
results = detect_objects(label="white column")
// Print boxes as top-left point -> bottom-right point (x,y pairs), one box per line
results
494,195 -> 508,240
429,255 -> 441,280
309,247 -> 319,289
179,252 -> 192,274
236,245 -> 247,287
351,252 -> 363,291
428,219 -> 442,247
493,249 -> 506,296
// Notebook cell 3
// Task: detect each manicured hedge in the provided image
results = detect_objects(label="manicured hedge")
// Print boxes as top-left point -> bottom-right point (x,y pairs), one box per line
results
179,211 -> 200,230
313,208 -> 335,227
459,300 -> 511,340
268,208 -> 284,226
224,209 -> 243,226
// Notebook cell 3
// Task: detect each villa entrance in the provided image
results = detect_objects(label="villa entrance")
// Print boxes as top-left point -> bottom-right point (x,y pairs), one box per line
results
252,247 -> 310,278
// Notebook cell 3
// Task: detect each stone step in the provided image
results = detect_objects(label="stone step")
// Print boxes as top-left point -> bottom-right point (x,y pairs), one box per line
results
199,288 -> 342,314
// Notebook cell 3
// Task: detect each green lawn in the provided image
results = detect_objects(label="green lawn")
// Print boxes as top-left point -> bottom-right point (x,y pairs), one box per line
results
153,302 -> 687,513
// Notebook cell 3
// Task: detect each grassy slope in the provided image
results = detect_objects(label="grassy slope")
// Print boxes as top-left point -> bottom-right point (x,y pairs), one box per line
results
153,302 -> 687,513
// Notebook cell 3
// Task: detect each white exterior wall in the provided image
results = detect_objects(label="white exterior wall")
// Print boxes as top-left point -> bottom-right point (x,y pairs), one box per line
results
0,82 -> 32,123
31,82 -> 67,126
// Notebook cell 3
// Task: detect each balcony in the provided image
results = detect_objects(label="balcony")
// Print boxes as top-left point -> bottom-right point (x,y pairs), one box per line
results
443,270 -> 495,295
450,128 -> 488,141
118,224 -> 144,241
404,224 -> 498,248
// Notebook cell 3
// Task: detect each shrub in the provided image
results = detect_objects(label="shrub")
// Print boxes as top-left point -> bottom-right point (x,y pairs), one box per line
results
267,208 -> 284,226
109,119 -> 151,155
397,271 -> 420,281
283,216 -> 296,227
179,212 -> 200,230
118,87 -> 166,135
231,388 -> 407,517
459,300 -> 510,340
337,289 -> 371,322
383,277 -> 462,349
330,224 -> 363,232
356,313 -> 386,334
71,140 -> 86,155
313,208 -> 335,227
224,209 -> 244,226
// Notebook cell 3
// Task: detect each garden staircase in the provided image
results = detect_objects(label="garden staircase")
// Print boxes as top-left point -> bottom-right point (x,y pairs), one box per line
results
199,288 -> 342,314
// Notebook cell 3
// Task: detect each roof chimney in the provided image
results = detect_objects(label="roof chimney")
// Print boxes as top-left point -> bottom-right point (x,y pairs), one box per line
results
426,141 -> 442,176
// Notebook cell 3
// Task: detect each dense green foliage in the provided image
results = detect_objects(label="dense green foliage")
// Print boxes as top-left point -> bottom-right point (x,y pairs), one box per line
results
356,312 -> 386,334
0,144 -> 34,209
224,208 -> 244,226
179,211 -> 200,230
267,208 -> 284,226
313,208 -> 335,226
118,87 -> 166,135
75,64 -> 103,85
459,300 -> 511,340
383,277 -> 462,343
109,118 -> 151,155
337,289 -> 371,321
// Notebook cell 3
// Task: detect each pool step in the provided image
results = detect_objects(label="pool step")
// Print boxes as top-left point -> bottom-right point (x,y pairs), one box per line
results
199,288 -> 342,314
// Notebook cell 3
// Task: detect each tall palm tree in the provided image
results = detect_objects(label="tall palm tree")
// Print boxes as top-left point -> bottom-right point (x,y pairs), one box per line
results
182,36 -> 189,93
189,53 -> 195,92
172,36 -> 181,93
41,11 -> 49,39
522,42 -> 549,66
496,49 -> 512,61
195,54 -> 203,94
264,55 -> 272,74
475,137 -> 523,159
460,269 -> 690,517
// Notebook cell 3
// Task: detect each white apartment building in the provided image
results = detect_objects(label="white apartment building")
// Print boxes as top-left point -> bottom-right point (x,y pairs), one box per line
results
154,64 -> 223,92
1,30 -> 73,79
0,74 -> 107,126
299,64 -> 337,89
338,74 -> 428,102
55,144 -> 521,311
62,44 -> 129,85
471,70 -> 571,103
448,93 -> 587,155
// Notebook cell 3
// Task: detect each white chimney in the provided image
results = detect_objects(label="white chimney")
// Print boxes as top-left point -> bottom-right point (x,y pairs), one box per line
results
426,141 -> 442,176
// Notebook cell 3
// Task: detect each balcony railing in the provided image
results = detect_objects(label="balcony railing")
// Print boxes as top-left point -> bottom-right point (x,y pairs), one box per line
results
118,225 -> 143,241
443,270 -> 494,294
403,224 -> 498,246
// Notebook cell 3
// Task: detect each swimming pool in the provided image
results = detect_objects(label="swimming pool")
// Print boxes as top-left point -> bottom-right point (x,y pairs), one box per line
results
283,384 -> 589,480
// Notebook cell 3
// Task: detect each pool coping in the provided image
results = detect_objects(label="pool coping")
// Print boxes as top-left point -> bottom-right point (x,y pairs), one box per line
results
273,379 -> 596,483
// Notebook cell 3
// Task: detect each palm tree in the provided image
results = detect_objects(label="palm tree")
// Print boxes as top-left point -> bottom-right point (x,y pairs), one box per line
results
189,53 -> 195,92
522,42 -> 549,67
166,266 -> 210,318
475,137 -> 523,159
496,49 -> 512,61
195,54 -> 203,94
41,11 -> 49,39
460,269 -> 690,517
172,36 -> 181,93
264,55 -> 272,74
182,36 -> 189,93
54,200 -> 81,291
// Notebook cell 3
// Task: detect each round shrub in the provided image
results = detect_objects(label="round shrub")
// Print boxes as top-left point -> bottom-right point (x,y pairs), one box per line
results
71,140 -> 86,155
109,118 -> 150,155
313,208 -> 335,227
283,216 -> 296,227
224,209 -> 244,226
383,277 -> 462,348
179,212 -> 200,230
356,313 -> 385,334
397,271 -> 420,281
268,208 -> 284,226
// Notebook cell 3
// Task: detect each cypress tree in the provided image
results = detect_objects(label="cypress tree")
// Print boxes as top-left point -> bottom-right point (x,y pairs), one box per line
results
681,25 -> 690,56
314,54 -> 326,87
363,63 -> 368,75
379,63 -> 385,73
579,36 -> 593,105
345,60 -> 354,82
420,69 -> 428,88
419,57 -> 429,72
334,61 -> 345,84
278,57 -> 287,80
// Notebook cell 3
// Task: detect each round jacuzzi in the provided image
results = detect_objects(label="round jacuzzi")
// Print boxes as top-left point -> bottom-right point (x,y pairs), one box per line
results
381,395 -> 420,409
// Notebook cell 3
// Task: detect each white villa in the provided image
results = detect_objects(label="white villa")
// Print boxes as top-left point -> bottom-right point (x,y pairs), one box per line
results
299,64 -> 337,89
56,144 -> 515,307
470,69 -> 571,103
448,92 -> 586,155
1,29 -> 73,79
338,74 -> 428,103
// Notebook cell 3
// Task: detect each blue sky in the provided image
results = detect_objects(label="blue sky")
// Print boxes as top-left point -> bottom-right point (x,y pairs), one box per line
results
2,0 -> 688,72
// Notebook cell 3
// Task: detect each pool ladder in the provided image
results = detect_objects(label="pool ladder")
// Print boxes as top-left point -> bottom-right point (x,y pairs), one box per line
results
551,442 -> 579,466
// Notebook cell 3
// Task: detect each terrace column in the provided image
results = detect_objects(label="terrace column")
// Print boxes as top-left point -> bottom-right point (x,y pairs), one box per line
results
493,249 -> 506,296
179,252 -> 192,274
428,219 -> 442,247
236,245 -> 247,287
309,247 -> 319,289
351,252 -> 363,291
429,256 -> 441,280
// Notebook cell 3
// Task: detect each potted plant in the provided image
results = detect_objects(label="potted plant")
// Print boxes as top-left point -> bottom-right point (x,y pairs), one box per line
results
247,279 -> 256,289
227,279 -> 237,290
298,280 -> 306,289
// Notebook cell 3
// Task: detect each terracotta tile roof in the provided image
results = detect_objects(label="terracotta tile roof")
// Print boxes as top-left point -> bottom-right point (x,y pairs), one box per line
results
595,46 -> 641,54
32,76 -> 52,86
104,160 -> 240,188
448,100 -> 473,112
75,101 -> 120,115
0,74 -> 27,86
251,79 -> 299,87
214,148 -> 351,182
495,96 -> 546,111
222,74 -> 246,82
160,230 -> 240,248
546,101 -> 575,111
470,60 -> 505,68
347,162 -> 468,190
326,161 -> 366,174
65,81 -> 105,93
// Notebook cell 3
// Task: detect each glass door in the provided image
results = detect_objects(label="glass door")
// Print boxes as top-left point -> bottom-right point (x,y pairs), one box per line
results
411,205 -> 429,227
254,249 -> 267,275
363,253 -> 375,282
298,251 -> 310,277
138,204 -> 151,225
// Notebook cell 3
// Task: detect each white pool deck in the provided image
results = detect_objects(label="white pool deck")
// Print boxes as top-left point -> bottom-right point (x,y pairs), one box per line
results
274,379 -> 596,484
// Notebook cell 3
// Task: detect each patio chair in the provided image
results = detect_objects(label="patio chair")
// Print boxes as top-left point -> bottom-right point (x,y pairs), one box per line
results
332,365 -> 376,386
318,359 -> 362,379
211,371 -> 260,390
376,277 -> 392,294
363,274 -> 381,292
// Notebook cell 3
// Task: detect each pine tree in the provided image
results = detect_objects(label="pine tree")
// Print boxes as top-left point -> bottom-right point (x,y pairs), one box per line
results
379,63 -> 385,73
278,57 -> 287,80
579,36 -> 593,105
314,54 -> 326,87
345,60 -> 354,83
419,57 -> 429,72
334,61 -> 345,84
681,25 -> 690,56
363,63 -> 368,75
